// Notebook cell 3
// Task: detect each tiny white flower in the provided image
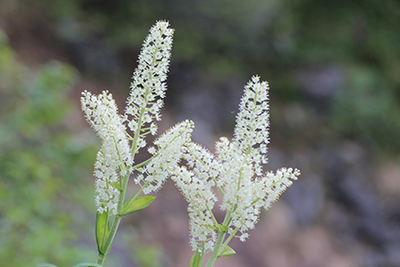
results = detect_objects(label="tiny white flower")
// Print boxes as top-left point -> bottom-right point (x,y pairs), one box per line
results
137,138 -> 147,148
147,146 -> 156,155
239,233 -> 249,242
150,123 -> 158,135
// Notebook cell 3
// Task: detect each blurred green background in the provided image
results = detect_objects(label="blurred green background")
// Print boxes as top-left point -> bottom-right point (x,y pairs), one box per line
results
1,0 -> 400,266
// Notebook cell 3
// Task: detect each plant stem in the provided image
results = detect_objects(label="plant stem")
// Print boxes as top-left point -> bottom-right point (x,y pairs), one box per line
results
205,231 -> 226,267
97,252 -> 106,265
205,212 -> 231,267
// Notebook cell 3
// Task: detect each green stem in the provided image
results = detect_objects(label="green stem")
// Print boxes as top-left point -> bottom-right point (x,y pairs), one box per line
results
222,227 -> 239,248
199,242 -> 205,265
133,153 -> 159,170
97,252 -> 106,265
205,212 -> 231,267
205,232 -> 225,267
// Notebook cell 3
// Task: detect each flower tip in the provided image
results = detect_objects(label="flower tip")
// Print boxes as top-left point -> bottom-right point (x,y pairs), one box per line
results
251,75 -> 260,82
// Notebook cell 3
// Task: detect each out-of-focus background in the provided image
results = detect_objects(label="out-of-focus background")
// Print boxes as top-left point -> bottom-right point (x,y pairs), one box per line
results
1,0 -> 400,266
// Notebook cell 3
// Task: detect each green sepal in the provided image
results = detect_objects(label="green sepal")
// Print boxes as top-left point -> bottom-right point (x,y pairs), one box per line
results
217,245 -> 236,258
121,196 -> 156,216
95,211 -> 110,254
189,249 -> 202,267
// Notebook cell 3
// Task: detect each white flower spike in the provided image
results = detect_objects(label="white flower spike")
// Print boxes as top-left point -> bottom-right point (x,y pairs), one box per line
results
80,21 -> 183,216
172,76 -> 300,255
137,120 -> 195,194
81,90 -> 132,215
125,21 -> 174,146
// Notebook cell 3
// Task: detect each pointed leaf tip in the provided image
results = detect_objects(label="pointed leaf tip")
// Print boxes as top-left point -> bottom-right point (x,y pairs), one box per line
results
190,249 -> 202,267
121,196 -> 156,216
218,245 -> 236,258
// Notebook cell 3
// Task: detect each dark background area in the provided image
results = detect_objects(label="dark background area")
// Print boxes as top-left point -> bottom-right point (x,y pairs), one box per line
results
1,0 -> 400,266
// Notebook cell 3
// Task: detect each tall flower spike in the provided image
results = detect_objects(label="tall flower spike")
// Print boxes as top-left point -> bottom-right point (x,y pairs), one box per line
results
81,90 -> 132,215
124,21 -> 174,153
217,76 -> 299,242
233,75 -> 270,175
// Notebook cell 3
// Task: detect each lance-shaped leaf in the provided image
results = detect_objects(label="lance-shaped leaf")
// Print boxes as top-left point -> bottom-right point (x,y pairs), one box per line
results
189,249 -> 202,267
121,196 -> 156,216
95,211 -> 110,254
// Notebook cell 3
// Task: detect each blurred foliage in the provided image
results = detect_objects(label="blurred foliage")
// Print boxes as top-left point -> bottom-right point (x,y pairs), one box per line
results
37,1 -> 400,71
121,227 -> 163,267
331,65 -> 400,152
37,0 -> 400,152
0,29 -> 98,266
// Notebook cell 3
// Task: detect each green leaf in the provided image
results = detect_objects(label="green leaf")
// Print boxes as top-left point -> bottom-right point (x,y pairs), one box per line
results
95,211 -> 110,254
217,245 -> 236,258
121,196 -> 156,216
189,249 -> 202,267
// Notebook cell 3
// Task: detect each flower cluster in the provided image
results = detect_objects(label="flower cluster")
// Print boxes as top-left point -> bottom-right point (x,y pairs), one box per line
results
124,21 -> 174,153
81,90 -> 132,215
81,21 -> 176,215
232,76 -> 270,175
172,76 -> 300,251
136,120 -> 194,194
172,142 -> 219,251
